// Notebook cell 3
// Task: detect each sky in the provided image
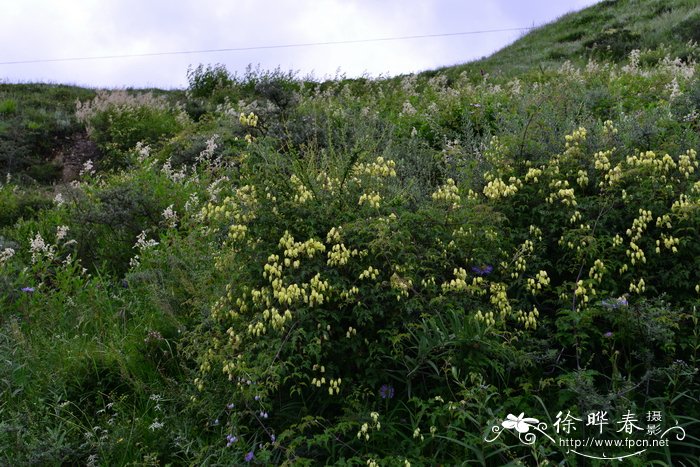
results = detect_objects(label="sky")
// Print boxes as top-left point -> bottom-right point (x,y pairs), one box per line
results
0,0 -> 599,89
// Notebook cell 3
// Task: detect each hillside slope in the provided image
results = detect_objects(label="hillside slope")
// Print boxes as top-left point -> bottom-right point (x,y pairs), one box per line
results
438,0 -> 700,78
1,2 -> 699,465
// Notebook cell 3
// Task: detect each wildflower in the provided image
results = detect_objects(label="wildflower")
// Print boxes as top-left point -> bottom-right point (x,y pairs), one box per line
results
245,451 -> 254,462
0,247 -> 15,266
56,225 -> 70,241
601,294 -> 629,308
379,384 -> 395,399
29,232 -> 55,264
603,331 -> 613,338
21,286 -> 35,293
80,159 -> 95,177
270,434 -> 276,442
148,419 -> 164,431
162,205 -> 178,228
471,264 -> 494,276
227,403 -> 235,409
226,434 -> 237,447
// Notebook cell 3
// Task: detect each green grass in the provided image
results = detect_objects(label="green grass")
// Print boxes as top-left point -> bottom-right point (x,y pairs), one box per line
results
1,0 -> 699,464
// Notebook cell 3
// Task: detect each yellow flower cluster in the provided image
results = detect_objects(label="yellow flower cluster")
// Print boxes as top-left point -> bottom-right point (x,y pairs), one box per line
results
316,171 -> 341,194
263,307 -> 293,331
359,266 -> 379,280
326,226 -> 342,243
611,234 -> 623,247
441,267 -> 468,292
355,156 -> 397,178
576,169 -> 589,187
527,270 -> 550,294
627,209 -> 653,242
671,194 -> 695,218
484,136 -> 508,168
239,112 -> 258,127
564,127 -> 587,158
524,167 -> 543,183
570,210 -> 582,224
626,241 -> 646,265
589,259 -> 606,282
290,174 -> 313,204
357,412 -> 381,441
489,282 -> 511,319
279,231 -> 326,259
483,177 -> 521,200
529,225 -> 543,241
516,307 -> 539,329
604,164 -> 623,186
358,191 -> 382,208
308,273 -> 330,306
390,272 -> 413,300
431,178 -> 461,208
626,150 -> 676,173
327,243 -> 359,266
594,149 -> 613,172
565,127 -> 587,147
311,365 -> 342,395
603,120 -> 618,136
574,279 -> 596,304
228,224 -> 247,242
546,180 -> 577,206
475,309 -> 496,326
629,278 -> 646,294
340,286 -> 359,301
509,239 -> 534,279
656,214 -> 672,229
201,185 -> 257,225
678,149 -> 698,178
656,234 -> 680,254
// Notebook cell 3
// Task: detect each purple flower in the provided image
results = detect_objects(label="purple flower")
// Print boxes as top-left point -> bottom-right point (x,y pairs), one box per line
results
379,384 -> 395,399
226,434 -> 237,447
471,265 -> 493,276
21,286 -> 35,293
601,295 -> 628,309
227,403 -> 235,409
270,434 -> 276,442
245,451 -> 254,462
254,395 -> 260,401
603,331 -> 613,338
259,411 -> 268,419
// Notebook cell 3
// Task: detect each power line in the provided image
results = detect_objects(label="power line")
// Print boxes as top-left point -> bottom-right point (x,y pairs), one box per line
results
0,27 -> 535,65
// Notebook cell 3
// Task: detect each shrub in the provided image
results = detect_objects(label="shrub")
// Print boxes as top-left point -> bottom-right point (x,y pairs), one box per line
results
76,90 -> 185,169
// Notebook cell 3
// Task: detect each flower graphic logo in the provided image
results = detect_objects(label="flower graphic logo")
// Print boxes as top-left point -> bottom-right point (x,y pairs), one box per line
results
502,413 -> 540,433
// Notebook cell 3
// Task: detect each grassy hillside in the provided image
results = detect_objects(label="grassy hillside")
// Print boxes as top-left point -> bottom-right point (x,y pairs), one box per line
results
439,0 -> 700,78
1,2 -> 700,465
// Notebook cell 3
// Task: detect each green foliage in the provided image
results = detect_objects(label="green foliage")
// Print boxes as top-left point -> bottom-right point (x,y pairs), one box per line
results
186,63 -> 235,99
76,90 -> 185,169
0,83 -> 93,181
2,3 -> 700,462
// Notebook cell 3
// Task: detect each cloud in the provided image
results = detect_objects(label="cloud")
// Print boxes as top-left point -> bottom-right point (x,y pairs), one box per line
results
0,0 -> 600,88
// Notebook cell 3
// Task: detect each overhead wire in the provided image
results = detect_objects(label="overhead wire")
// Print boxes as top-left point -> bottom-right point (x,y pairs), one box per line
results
0,27 -> 535,65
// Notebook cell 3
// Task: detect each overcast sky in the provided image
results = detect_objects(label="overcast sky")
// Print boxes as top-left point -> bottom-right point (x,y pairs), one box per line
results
0,0 -> 599,89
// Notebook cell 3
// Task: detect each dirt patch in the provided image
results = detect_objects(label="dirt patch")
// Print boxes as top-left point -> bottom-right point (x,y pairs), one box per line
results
54,133 -> 101,182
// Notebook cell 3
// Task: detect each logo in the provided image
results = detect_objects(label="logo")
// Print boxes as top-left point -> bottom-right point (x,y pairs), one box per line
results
485,409 -> 686,461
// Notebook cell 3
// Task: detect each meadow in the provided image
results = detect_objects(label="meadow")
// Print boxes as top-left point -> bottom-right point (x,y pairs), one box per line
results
1,1 -> 700,465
